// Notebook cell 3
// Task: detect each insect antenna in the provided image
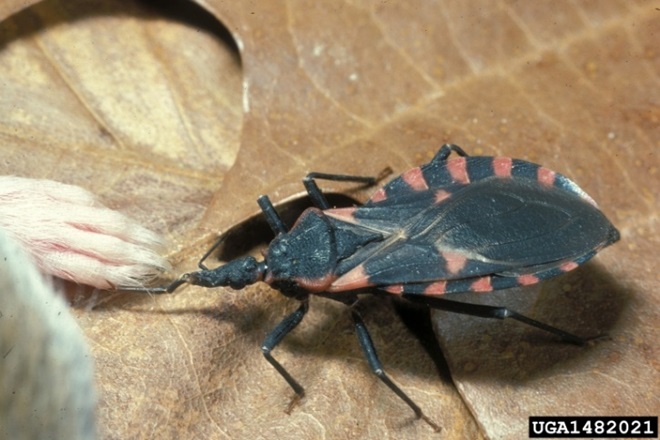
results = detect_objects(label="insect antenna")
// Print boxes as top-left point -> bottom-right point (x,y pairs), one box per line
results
196,235 -> 227,270
117,273 -> 192,294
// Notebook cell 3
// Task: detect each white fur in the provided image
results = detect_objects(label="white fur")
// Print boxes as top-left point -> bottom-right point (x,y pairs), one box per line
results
0,227 -> 97,439
0,176 -> 169,289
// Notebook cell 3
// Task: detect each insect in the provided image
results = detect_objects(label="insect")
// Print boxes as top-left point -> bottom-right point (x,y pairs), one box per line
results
139,144 -> 619,431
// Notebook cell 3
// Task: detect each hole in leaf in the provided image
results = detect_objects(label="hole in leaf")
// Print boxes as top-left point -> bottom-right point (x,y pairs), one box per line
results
208,194 -> 359,263
139,0 -> 241,65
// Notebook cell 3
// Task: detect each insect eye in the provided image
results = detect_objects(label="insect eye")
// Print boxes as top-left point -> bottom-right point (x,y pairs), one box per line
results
269,240 -> 288,257
266,239 -> 293,279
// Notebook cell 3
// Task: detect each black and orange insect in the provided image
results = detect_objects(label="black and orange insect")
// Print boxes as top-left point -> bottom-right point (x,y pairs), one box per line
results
139,144 -> 619,430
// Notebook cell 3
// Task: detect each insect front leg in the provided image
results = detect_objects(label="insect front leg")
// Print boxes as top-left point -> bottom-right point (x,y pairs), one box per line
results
261,300 -> 310,413
257,195 -> 288,235
303,171 -> 389,210
195,195 -> 287,271
351,309 -> 441,432
403,295 -> 592,345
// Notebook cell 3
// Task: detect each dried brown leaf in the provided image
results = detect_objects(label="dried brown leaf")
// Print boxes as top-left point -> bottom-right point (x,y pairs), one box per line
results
1,1 -> 657,439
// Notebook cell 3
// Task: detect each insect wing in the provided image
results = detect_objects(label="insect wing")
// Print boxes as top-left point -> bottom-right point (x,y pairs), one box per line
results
329,168 -> 618,292
326,158 -> 462,234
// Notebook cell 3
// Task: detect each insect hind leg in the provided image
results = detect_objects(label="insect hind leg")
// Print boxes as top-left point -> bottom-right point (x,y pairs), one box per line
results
402,295 -> 591,345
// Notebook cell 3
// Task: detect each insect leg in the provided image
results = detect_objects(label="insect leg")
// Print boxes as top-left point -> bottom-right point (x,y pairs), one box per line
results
257,195 -> 288,235
195,196 -> 286,270
192,194 -> 286,270
351,309 -> 441,432
402,295 -> 589,345
262,300 -> 310,412
303,171 -> 389,210
432,144 -> 469,163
